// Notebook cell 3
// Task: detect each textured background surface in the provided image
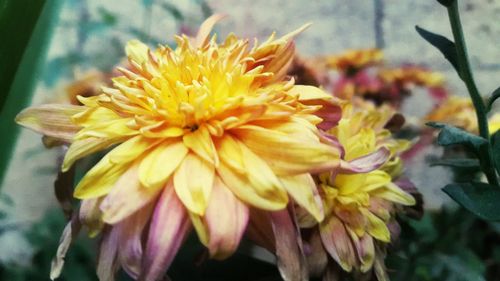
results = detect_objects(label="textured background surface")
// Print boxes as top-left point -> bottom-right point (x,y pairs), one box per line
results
2,0 -> 500,226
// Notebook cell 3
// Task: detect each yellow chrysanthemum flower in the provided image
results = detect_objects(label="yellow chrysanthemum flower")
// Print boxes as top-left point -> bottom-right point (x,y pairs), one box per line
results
16,16 -> 342,281
426,95 -> 500,134
378,66 -> 444,88
325,48 -> 383,73
305,102 -> 415,278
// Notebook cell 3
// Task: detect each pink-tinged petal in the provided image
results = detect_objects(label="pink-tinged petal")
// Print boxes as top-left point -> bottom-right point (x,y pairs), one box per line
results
101,164 -> 162,224
320,216 -> 357,272
246,209 -> 276,253
303,228 -> 328,278
339,147 -> 390,174
139,180 -> 191,281
79,198 -> 104,237
347,230 -> 375,273
194,14 -> 226,47
205,177 -> 249,259
97,227 -> 120,281
15,104 -> 84,143
270,208 -> 308,281
50,215 -> 81,280
116,203 -> 154,279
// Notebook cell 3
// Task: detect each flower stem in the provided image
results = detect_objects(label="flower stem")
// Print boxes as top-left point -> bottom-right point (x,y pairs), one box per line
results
447,1 -> 499,186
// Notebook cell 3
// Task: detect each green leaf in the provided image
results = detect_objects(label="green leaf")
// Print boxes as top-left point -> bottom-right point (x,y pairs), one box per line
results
0,0 -> 64,187
486,86 -> 500,112
415,26 -> 463,80
492,130 -> 500,175
443,182 -> 500,221
436,0 -> 454,7
427,122 -> 488,152
430,158 -> 480,169
0,0 -> 45,112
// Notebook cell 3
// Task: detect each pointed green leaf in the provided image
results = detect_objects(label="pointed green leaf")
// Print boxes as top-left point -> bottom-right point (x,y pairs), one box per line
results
436,0 -> 454,7
486,86 -> 500,112
443,182 -> 500,221
427,122 -> 488,152
430,158 -> 480,169
415,26 -> 463,80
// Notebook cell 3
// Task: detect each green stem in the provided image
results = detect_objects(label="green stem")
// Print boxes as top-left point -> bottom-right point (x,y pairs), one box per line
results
447,1 -> 499,186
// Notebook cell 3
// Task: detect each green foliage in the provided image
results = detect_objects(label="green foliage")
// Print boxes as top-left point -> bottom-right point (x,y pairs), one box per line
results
436,0 -> 454,7
0,210 -> 96,281
415,26 -> 462,80
430,158 -> 480,169
443,182 -> 500,221
388,208 -> 500,281
426,122 -> 488,154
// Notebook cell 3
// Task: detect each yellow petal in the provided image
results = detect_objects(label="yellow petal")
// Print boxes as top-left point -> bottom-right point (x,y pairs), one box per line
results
138,140 -> 188,189
233,125 -> 340,175
361,209 -> 390,242
289,85 -> 333,102
73,155 -> 129,199
239,141 -> 288,202
125,39 -> 149,65
183,125 -> 219,166
174,153 -> 214,215
217,161 -> 288,211
280,174 -> 324,222
215,134 -> 245,174
107,136 -> 160,164
189,212 -> 209,246
374,182 -> 416,206
15,104 -> 84,142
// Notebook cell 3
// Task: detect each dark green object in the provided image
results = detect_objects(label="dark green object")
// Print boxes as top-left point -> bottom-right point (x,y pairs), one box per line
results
436,0 -> 454,7
415,26 -> 462,80
427,122 -> 488,153
486,86 -> 500,113
0,0 -> 63,187
0,0 -> 45,112
492,131 -> 500,175
443,182 -> 500,221
430,158 -> 480,169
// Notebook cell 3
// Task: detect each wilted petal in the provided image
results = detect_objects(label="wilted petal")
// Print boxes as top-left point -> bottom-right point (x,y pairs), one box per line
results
205,177 -> 249,259
280,174 -> 324,222
79,198 -> 104,237
339,147 -> 390,174
320,216 -> 357,272
270,208 -> 308,281
139,180 -> 191,281
347,230 -> 375,273
139,140 -> 188,190
15,104 -> 83,143
174,153 -> 215,215
246,208 -> 275,252
101,164 -> 162,224
97,227 -> 120,281
304,228 -> 328,278
50,215 -> 81,280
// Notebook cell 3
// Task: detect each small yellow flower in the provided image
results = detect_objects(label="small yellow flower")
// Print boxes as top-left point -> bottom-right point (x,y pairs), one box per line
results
426,95 -> 500,135
325,48 -> 383,73
306,102 -> 415,276
17,16 -> 342,280
378,66 -> 444,88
